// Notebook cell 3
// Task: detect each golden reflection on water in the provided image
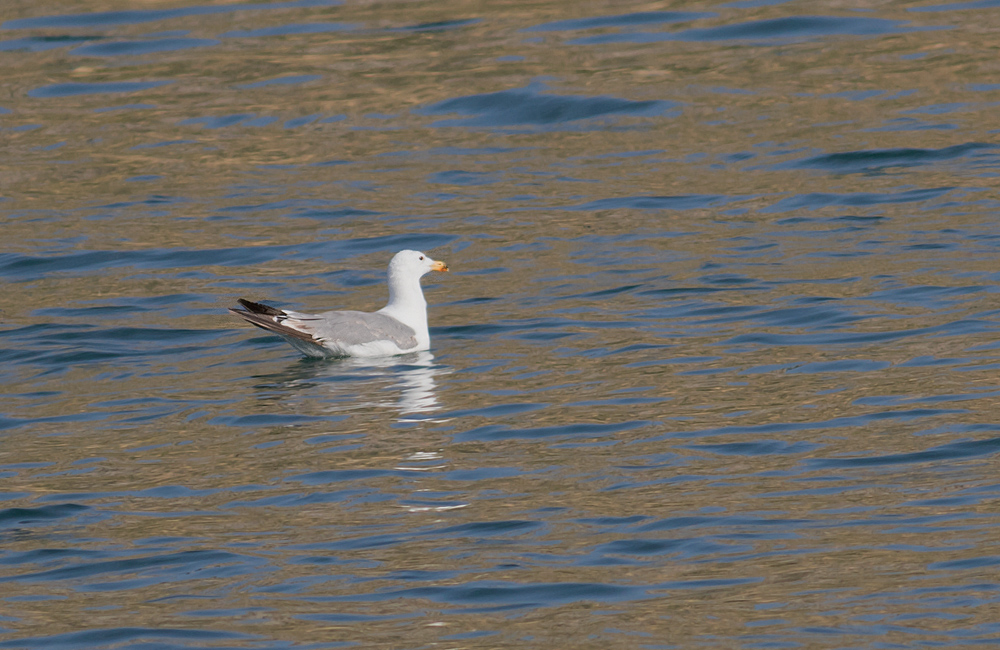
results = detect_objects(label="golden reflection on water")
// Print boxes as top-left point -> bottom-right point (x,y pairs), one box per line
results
3,0 -> 1000,646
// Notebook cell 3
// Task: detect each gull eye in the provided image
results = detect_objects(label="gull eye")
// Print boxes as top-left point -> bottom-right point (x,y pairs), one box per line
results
419,255 -> 424,260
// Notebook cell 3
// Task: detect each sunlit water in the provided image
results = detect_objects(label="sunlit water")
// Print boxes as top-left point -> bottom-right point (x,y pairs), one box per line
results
3,0 -> 1000,647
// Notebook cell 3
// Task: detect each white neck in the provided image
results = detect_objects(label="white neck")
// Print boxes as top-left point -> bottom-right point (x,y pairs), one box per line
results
378,271 -> 429,339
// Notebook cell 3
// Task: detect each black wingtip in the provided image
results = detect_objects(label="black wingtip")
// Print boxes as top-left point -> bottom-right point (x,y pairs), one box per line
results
229,300 -> 318,345
236,298 -> 284,317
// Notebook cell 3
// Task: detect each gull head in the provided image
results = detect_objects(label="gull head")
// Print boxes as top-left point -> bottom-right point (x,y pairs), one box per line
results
388,250 -> 449,279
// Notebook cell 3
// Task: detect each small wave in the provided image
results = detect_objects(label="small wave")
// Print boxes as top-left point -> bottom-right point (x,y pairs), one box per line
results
70,38 -> 219,57
28,80 -> 172,98
417,85 -> 675,128
778,143 -> 997,174
2,0 -> 339,30
525,11 -> 715,32
568,15 -> 932,45
0,503 -> 88,529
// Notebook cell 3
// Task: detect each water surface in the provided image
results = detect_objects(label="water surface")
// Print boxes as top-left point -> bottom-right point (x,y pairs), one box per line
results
3,0 -> 1000,647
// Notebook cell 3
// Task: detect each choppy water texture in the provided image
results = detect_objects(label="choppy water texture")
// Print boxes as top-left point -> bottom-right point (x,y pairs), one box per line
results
3,0 -> 1000,647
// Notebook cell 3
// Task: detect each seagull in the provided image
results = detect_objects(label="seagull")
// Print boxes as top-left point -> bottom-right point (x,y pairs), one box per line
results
230,250 -> 449,358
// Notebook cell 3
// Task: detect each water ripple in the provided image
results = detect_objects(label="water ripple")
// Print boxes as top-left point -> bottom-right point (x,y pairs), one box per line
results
3,0 -> 1000,646
27,81 -> 173,98
419,85 -> 676,128
2,0 -> 340,29
70,38 -> 219,57
526,11 -> 716,32
567,15 -> 933,45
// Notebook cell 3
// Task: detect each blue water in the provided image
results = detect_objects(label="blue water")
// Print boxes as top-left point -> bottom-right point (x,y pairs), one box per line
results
3,0 -> 1000,647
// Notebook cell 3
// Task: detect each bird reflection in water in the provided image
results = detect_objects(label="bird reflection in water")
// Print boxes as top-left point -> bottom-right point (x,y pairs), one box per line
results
249,350 -> 446,420
381,351 -> 442,417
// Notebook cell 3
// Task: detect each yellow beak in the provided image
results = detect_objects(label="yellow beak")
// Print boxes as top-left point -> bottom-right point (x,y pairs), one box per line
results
430,260 -> 449,272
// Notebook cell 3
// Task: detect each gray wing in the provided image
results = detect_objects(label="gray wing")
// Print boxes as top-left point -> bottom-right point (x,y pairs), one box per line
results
298,310 -> 418,349
230,299 -> 418,353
